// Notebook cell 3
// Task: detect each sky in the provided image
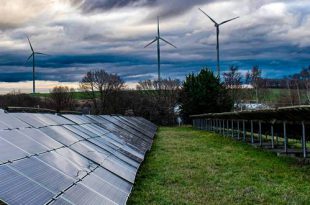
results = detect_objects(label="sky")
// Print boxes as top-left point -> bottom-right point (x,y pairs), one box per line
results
0,0 -> 310,93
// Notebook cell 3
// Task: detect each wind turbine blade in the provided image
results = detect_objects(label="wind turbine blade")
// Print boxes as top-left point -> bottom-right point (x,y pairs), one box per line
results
159,37 -> 177,48
26,53 -> 33,63
144,38 -> 157,48
199,8 -> 218,25
157,16 -> 160,36
35,52 -> 49,56
26,36 -> 34,52
219,16 -> 239,25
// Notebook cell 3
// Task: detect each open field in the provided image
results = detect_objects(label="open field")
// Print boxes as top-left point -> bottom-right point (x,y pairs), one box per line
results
30,88 -> 309,106
128,126 -> 310,205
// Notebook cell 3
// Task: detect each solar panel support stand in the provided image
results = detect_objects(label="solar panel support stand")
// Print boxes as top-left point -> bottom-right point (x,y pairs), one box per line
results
243,120 -> 246,142
202,119 -> 205,130
259,121 -> 262,147
237,120 -> 240,140
209,120 -> 211,131
219,119 -> 221,133
227,120 -> 229,137
214,119 -> 216,131
223,120 -> 225,136
283,121 -> 287,153
271,124 -> 274,149
250,120 -> 254,144
213,119 -> 215,132
231,120 -> 234,138
302,121 -> 307,158
219,120 -> 222,135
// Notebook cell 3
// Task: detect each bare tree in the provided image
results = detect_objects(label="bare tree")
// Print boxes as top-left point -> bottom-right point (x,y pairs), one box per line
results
246,65 -> 262,103
136,78 -> 181,125
80,71 -> 98,114
49,86 -> 75,112
80,69 -> 124,114
290,73 -> 302,105
300,66 -> 310,103
223,65 -> 242,107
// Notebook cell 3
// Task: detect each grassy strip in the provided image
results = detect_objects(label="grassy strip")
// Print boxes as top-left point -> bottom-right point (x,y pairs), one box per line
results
128,126 -> 310,205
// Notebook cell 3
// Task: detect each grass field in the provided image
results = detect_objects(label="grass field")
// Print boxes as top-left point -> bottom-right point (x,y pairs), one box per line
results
128,126 -> 310,205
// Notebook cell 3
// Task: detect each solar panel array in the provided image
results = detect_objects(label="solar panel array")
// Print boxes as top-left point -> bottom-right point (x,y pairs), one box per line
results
0,113 -> 157,205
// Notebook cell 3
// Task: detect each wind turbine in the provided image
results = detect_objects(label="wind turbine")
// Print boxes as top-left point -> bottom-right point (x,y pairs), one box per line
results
144,17 -> 176,90
199,8 -> 239,78
26,36 -> 48,94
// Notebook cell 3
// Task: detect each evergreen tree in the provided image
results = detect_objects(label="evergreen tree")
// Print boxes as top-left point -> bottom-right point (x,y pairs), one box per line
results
179,68 -> 233,123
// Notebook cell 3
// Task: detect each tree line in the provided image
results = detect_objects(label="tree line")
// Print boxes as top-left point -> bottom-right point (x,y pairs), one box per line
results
222,65 -> 310,106
2,65 -> 309,125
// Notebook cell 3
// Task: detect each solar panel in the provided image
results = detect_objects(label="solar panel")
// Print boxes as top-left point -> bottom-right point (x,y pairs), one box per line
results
80,173 -> 129,204
0,130 -> 49,154
40,126 -> 84,145
0,113 -> 30,130
0,165 -> 54,205
112,116 -> 154,139
37,150 -> 90,180
10,113 -> 47,128
0,112 -> 157,205
59,183 -> 116,205
0,138 -> 28,163
93,168 -> 132,193
20,128 -> 64,150
10,157 -> 74,193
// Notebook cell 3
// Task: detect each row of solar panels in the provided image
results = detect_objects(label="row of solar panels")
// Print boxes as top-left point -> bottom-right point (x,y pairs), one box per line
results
190,105 -> 310,122
0,113 -> 157,205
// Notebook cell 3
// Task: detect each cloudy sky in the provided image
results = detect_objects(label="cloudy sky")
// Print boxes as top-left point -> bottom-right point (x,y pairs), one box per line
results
0,0 -> 309,92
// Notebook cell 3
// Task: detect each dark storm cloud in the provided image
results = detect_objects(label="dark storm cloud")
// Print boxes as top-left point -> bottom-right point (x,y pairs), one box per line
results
73,0 -> 219,18
72,0 -> 157,12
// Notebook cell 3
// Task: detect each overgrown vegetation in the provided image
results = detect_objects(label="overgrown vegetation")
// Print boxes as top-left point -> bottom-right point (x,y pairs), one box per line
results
128,127 -> 310,205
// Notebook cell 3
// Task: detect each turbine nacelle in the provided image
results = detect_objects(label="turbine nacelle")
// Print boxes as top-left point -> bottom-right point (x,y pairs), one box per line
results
199,8 -> 239,27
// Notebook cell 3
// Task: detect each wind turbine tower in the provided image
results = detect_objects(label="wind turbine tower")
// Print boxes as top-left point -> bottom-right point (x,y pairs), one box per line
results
145,17 -> 176,89
199,8 -> 239,78
26,36 -> 48,94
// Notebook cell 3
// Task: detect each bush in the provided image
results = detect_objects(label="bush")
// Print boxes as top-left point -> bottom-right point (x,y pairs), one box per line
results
48,86 -> 76,112
0,90 -> 42,108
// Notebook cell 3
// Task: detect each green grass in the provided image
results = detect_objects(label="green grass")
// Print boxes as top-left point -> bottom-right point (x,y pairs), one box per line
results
128,126 -> 310,205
